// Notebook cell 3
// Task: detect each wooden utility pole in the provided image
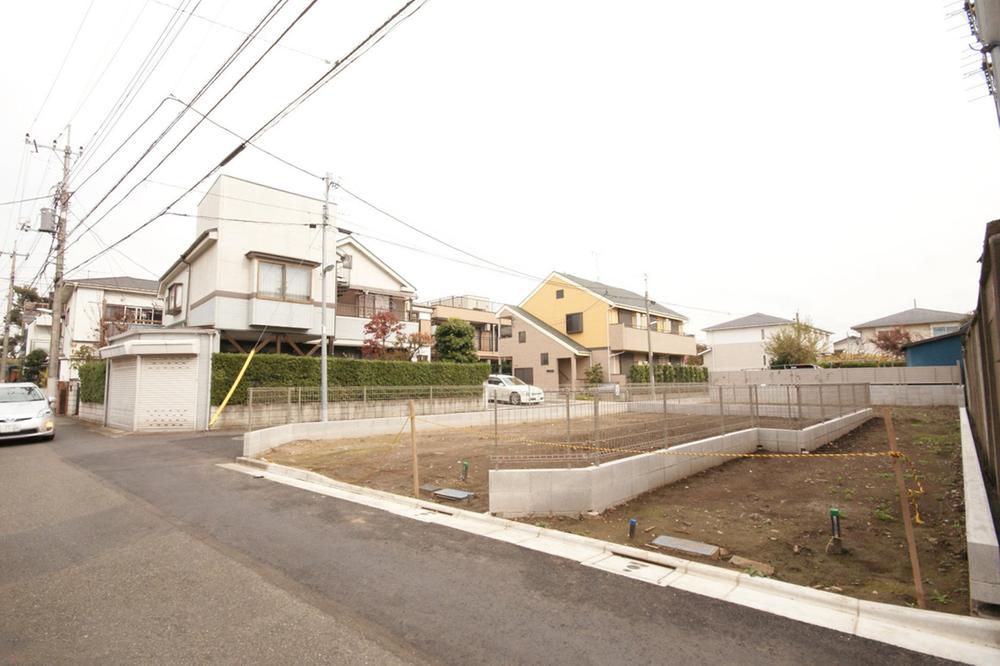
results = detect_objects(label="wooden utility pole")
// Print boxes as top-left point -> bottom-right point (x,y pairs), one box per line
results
409,400 -> 419,496
882,407 -> 926,609
0,247 -> 28,382
46,127 -> 73,399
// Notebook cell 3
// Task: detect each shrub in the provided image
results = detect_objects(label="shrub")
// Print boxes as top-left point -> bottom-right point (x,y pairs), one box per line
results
211,354 -> 491,405
584,363 -> 604,386
79,361 -> 106,404
433,318 -> 478,363
627,364 -> 707,384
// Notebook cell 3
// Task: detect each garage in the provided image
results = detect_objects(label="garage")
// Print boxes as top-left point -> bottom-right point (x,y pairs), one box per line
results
99,329 -> 218,432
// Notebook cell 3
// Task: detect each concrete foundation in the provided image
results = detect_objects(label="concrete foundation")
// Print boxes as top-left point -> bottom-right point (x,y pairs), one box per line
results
960,408 -> 1000,611
870,384 -> 965,407
489,409 -> 874,517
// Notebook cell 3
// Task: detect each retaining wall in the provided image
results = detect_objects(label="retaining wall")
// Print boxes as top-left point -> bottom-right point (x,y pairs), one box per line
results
489,409 -> 874,517
870,384 -> 965,407
219,396 -> 486,430
77,401 -> 103,424
710,366 -> 960,386
960,409 -> 1000,610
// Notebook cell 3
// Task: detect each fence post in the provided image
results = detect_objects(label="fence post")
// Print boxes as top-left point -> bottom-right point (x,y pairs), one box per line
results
663,389 -> 670,447
837,384 -> 843,417
786,385 -> 792,421
565,391 -> 571,443
298,387 -> 303,423
796,386 -> 803,427
493,393 -> 499,449
818,384 -> 825,421
248,387 -> 254,430
592,396 -> 600,464
287,387 -> 293,424
751,384 -> 758,427
719,385 -> 726,435
409,400 -> 419,497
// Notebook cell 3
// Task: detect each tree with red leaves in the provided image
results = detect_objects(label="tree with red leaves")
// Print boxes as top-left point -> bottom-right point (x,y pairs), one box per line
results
362,311 -> 406,359
873,327 -> 916,358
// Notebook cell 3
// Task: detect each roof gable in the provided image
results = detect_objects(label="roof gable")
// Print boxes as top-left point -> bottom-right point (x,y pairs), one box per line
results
498,304 -> 590,355
703,312 -> 793,332
523,272 -> 688,321
65,276 -> 160,294
853,307 -> 967,330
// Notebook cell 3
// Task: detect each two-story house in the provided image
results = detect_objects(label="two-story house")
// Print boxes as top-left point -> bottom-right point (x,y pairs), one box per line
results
701,313 -> 832,372
421,295 -> 501,368
851,307 -> 967,353
497,272 -> 696,389
158,175 -> 427,358
56,276 -> 163,380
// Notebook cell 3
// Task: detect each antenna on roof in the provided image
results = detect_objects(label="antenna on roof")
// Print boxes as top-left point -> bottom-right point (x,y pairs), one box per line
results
913,298 -> 917,308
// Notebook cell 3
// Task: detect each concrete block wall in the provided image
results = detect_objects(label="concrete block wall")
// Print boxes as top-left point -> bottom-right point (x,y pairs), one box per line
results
77,401 -> 103,424
870,384 -> 965,407
710,366 -> 960,386
960,409 -> 1000,609
757,409 -> 874,453
490,429 -> 759,517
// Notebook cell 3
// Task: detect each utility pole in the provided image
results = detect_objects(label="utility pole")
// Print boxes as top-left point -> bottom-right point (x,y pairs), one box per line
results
46,126 -> 72,400
0,246 -> 28,382
644,273 -> 655,394
320,174 -> 330,422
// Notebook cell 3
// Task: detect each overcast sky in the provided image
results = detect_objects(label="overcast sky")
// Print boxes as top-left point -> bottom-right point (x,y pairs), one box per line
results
1,0 -> 997,341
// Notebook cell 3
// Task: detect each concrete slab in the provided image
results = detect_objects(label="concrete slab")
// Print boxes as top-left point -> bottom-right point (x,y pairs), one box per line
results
651,535 -> 720,558
582,553 -> 675,585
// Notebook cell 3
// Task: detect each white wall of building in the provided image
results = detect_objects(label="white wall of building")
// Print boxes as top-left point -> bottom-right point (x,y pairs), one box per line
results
704,324 -> 831,372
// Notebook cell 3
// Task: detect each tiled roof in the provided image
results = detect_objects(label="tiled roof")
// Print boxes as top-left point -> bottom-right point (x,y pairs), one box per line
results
559,273 -> 687,320
853,308 -> 966,330
703,312 -> 793,332
65,276 -> 160,293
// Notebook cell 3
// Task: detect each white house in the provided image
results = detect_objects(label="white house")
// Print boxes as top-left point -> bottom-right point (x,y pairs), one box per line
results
23,308 -> 52,355
56,276 -> 163,380
702,313 -> 832,372
157,175 -> 429,358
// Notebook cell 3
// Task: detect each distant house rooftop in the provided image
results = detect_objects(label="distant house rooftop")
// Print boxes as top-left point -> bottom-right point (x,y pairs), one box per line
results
63,276 -> 160,293
853,307 -> 967,330
558,273 -> 687,320
703,312 -> 794,332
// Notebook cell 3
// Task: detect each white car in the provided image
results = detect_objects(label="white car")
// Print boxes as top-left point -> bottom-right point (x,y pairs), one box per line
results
0,383 -> 55,442
485,374 -> 545,405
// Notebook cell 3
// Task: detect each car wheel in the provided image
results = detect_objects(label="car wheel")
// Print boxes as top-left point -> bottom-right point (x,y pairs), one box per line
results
509,392 -> 521,406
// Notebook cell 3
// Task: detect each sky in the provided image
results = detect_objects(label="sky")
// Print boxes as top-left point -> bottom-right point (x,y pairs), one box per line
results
1,0 -> 998,342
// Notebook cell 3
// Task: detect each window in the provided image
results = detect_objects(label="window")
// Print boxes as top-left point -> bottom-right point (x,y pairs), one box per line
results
487,377 -> 502,385
761,328 -> 765,340
257,261 -> 312,301
671,320 -> 680,335
931,325 -> 960,336
518,331 -> 526,343
555,289 -> 564,299
540,353 -> 549,366
500,324 -> 512,338
167,283 -> 183,314
619,310 -> 633,327
566,312 -> 583,334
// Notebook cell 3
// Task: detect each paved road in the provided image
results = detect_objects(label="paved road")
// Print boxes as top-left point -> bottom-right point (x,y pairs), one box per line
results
1,419 -> 949,665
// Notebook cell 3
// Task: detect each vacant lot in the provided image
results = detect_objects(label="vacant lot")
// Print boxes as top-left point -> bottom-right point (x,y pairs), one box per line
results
537,407 -> 967,614
263,409 -> 806,513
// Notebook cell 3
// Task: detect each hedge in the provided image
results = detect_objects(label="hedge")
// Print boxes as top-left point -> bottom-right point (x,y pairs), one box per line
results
79,361 -> 106,404
627,364 -> 708,384
211,353 -> 492,405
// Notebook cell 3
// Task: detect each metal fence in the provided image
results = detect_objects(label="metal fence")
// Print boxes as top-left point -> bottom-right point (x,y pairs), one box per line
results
246,385 -> 486,430
488,383 -> 872,469
964,219 -> 999,496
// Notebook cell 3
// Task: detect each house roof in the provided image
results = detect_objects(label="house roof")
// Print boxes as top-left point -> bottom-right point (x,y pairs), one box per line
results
703,312 -> 794,332
853,307 -> 967,330
64,276 -> 160,293
555,273 -> 687,320
498,304 -> 590,355
901,324 -> 968,350
833,335 -> 861,345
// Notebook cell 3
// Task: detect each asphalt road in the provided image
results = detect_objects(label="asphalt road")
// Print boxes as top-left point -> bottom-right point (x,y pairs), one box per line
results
0,419 -> 951,665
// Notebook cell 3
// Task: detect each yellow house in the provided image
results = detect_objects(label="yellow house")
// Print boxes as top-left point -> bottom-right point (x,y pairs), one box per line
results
498,272 -> 697,388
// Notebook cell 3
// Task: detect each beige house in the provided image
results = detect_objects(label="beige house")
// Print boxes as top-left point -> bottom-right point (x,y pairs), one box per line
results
422,295 -> 500,367
852,307 -> 967,351
702,313 -> 832,372
497,272 -> 696,388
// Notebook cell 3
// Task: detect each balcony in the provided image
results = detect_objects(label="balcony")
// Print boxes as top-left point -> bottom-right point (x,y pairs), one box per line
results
609,323 -> 697,356
475,330 -> 498,355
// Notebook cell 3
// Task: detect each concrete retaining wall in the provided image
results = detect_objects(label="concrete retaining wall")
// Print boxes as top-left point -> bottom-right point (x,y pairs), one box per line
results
960,409 -> 1000,610
710,366 -> 960,386
489,409 -> 874,517
870,384 -> 965,407
489,429 -> 759,517
77,401 -> 103,424
218,396 -> 486,430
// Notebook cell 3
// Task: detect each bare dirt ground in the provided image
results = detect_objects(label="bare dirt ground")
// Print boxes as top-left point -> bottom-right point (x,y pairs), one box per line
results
538,407 -> 968,614
263,410 -> 807,513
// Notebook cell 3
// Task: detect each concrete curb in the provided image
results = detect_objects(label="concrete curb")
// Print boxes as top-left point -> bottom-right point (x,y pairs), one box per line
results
223,458 -> 1000,665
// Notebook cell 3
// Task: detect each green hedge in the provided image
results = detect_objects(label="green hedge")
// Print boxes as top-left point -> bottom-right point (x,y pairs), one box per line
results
78,361 -> 106,404
627,364 -> 708,384
211,354 -> 492,405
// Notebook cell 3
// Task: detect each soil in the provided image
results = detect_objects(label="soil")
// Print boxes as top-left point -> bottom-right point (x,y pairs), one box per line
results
536,407 -> 968,614
264,406 -> 968,614
263,411 -> 806,514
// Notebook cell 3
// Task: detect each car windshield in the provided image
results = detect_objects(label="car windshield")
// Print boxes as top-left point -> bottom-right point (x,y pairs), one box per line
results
505,377 -> 527,386
0,386 -> 44,403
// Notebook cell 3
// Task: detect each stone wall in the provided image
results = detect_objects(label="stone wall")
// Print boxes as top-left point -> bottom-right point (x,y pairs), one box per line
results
78,401 -> 103,424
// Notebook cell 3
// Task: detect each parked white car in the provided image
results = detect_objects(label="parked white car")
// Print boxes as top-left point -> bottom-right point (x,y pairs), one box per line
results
485,374 -> 545,405
0,383 -> 55,442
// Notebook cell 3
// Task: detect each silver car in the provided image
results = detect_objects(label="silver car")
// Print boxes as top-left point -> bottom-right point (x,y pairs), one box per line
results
484,374 -> 545,405
0,383 -> 55,442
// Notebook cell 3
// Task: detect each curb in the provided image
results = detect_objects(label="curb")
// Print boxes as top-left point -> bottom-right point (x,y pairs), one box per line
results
224,457 -> 1000,665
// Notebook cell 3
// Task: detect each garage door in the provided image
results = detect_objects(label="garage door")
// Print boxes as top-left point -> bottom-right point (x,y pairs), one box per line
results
135,356 -> 198,430
106,357 -> 137,430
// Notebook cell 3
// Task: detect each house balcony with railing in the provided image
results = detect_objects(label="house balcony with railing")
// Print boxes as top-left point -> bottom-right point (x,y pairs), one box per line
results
609,322 -> 697,356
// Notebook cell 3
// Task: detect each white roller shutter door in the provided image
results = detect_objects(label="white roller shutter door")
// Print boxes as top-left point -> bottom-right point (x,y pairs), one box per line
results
106,357 -> 137,430
136,356 -> 198,430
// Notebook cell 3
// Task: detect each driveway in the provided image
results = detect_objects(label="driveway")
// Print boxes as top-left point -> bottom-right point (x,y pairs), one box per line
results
0,419 -> 950,665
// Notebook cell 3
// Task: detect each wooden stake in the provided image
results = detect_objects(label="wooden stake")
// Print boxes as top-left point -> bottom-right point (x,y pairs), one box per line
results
882,407 -> 926,610
409,400 -> 419,497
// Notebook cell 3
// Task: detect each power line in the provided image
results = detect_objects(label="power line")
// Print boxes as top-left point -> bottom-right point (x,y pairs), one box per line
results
64,0 -> 429,277
0,193 -> 57,208
30,0 -> 98,131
